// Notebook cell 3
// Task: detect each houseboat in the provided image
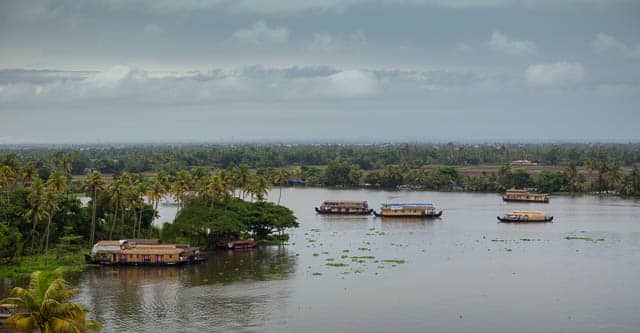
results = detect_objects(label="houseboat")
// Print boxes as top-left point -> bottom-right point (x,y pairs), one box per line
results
373,203 -> 443,218
502,189 -> 549,203
315,200 -> 374,215
497,210 -> 553,223
86,239 -> 206,266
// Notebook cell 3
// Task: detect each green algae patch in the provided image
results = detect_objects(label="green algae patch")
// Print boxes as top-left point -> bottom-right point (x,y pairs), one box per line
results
326,262 -> 349,267
382,259 -> 406,264
565,236 -> 605,242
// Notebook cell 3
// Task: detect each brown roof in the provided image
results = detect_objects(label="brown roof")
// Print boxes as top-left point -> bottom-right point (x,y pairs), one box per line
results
95,240 -> 123,246
121,247 -> 184,255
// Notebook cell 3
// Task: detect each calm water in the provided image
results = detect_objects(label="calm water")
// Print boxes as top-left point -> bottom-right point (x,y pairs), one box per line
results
6,188 -> 640,332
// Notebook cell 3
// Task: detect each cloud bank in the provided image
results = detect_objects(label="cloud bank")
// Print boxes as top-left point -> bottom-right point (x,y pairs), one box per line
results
525,62 -> 585,87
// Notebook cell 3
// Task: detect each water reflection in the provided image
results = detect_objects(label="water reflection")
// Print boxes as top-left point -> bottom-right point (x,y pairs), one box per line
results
74,247 -> 297,332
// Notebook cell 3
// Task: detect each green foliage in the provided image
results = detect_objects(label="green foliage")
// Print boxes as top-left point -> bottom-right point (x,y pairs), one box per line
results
0,223 -> 22,261
162,198 -> 298,250
536,171 -> 565,193
1,269 -> 102,332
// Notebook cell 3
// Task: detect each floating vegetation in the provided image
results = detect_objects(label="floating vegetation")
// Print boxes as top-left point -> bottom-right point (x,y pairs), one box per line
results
322,251 -> 329,254
504,248 -> 512,252
342,249 -> 350,253
312,272 -> 322,276
491,239 -> 506,242
308,239 -> 316,243
326,258 -> 335,262
565,236 -> 605,242
382,259 -> 406,264
357,247 -> 371,251
351,256 -> 375,260
341,255 -> 349,259
312,253 -> 319,257
326,262 -> 349,267
311,228 -> 321,232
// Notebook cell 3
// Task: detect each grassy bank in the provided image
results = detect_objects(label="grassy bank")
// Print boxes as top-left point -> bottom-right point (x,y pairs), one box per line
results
0,251 -> 92,279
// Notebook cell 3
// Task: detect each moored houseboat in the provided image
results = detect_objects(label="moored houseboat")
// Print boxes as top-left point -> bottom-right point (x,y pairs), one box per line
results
373,203 -> 443,218
315,200 -> 373,215
497,210 -> 553,223
86,239 -> 206,265
502,189 -> 549,203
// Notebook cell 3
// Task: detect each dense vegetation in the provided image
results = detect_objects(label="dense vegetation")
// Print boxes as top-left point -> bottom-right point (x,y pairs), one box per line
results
0,154 -> 298,273
1,143 -> 639,174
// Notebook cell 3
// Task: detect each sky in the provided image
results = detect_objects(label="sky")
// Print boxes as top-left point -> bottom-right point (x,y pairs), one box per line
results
0,0 -> 639,143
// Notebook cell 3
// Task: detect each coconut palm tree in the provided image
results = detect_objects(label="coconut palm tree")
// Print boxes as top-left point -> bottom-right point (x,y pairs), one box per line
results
1,269 -> 101,333
146,178 -> 166,230
46,171 -> 68,196
83,172 -> 104,245
24,179 -> 46,252
253,175 -> 271,202
171,170 -> 192,213
273,169 -> 290,204
21,163 -> 39,187
235,164 -> 250,199
59,153 -> 73,176
0,164 -> 17,223
106,179 -> 125,240
40,189 -> 59,254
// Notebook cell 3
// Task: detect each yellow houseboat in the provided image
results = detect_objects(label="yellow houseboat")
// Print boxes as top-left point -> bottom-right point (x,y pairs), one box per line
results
373,203 -> 443,218
315,200 -> 373,215
497,210 -> 553,223
87,239 -> 206,265
502,189 -> 549,203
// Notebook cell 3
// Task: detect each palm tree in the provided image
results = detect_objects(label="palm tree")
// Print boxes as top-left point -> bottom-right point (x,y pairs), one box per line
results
0,164 -> 17,223
171,170 -> 192,213
146,178 -> 166,231
21,163 -> 39,187
253,175 -> 271,202
83,172 -> 104,245
106,179 -> 125,240
59,153 -> 73,176
40,190 -> 59,254
1,269 -> 101,332
235,164 -> 250,199
24,179 -> 46,252
273,169 -> 290,204
46,171 -> 68,196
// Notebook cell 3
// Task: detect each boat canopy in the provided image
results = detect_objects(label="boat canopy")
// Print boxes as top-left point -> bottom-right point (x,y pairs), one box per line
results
382,203 -> 433,206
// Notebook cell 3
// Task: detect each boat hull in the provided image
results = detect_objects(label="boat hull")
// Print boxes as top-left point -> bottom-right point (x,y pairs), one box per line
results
373,210 -> 443,218
315,207 -> 374,215
497,216 -> 553,223
85,254 -> 207,266
502,197 -> 549,203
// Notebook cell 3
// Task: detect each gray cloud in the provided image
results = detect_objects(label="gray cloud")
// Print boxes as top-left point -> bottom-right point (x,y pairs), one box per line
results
233,21 -> 290,45
489,31 -> 537,56
591,33 -> 640,60
525,62 -> 585,87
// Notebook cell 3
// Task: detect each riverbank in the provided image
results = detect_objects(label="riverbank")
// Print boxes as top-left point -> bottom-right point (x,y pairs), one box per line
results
0,251 -> 92,279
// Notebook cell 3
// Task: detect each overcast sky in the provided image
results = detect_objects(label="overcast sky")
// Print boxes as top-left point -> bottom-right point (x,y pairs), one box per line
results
1,0 -> 639,143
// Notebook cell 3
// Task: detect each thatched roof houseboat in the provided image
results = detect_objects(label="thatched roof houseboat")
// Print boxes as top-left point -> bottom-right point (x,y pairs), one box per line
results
315,200 -> 373,215
497,210 -> 553,223
88,239 -> 205,265
503,189 -> 549,203
373,203 -> 443,218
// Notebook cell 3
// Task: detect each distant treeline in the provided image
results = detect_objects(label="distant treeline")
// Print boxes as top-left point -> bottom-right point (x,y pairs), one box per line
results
1,143 -> 639,175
